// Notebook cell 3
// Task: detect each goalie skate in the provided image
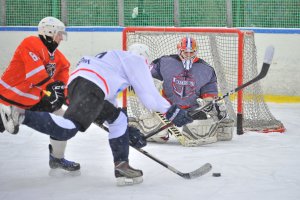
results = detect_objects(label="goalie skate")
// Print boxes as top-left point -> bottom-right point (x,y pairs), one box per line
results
0,105 -> 24,134
115,161 -> 143,186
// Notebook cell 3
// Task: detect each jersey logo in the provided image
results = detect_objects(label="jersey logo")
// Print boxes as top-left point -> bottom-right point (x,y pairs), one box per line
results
77,57 -> 90,66
45,63 -> 56,77
172,72 -> 196,98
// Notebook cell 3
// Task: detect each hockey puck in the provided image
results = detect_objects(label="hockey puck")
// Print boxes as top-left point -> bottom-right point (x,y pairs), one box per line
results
212,173 -> 221,177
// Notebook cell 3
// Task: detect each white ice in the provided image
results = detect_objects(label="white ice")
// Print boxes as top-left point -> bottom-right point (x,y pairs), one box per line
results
1,103 -> 300,200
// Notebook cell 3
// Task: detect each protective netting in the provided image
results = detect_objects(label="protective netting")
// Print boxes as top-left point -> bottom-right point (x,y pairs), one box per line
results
123,27 -> 285,132
1,0 -> 300,28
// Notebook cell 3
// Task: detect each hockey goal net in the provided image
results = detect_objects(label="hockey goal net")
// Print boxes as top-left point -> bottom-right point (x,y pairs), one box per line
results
122,27 -> 285,133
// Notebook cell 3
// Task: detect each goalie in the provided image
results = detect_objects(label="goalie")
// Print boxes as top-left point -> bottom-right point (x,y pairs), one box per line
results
129,37 -> 234,146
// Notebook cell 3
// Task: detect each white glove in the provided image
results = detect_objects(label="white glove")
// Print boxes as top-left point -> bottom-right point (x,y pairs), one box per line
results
196,98 -> 227,121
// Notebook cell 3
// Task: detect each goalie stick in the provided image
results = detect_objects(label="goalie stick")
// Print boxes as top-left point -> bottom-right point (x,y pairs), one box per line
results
190,46 -> 274,116
144,45 -> 275,138
96,123 -> 212,179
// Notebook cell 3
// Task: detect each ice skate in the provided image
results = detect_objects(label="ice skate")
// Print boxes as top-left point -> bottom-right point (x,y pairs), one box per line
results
0,105 -> 24,134
115,161 -> 143,186
0,116 -> 5,133
48,144 -> 81,177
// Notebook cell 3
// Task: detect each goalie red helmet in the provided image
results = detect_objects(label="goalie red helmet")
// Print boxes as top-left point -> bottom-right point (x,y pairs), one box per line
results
128,43 -> 151,64
177,37 -> 198,70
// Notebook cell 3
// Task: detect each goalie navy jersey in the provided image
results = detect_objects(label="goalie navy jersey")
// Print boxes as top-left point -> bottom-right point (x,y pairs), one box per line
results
151,55 -> 218,109
69,50 -> 171,113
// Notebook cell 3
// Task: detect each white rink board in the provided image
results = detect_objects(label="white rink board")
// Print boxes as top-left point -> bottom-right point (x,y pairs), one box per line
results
0,27 -> 299,96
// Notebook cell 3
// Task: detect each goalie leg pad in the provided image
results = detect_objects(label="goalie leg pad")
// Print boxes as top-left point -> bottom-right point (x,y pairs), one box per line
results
182,118 -> 218,145
217,118 -> 234,141
147,129 -> 169,143
129,112 -> 169,143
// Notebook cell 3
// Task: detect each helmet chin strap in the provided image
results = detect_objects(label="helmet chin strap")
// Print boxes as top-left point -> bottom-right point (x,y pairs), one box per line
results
39,35 -> 59,53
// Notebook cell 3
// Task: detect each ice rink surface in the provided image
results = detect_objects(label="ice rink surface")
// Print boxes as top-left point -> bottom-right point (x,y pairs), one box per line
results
1,103 -> 300,200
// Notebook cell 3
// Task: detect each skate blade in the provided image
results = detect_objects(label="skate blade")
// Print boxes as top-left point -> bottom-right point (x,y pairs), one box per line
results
116,176 -> 143,186
48,168 -> 81,177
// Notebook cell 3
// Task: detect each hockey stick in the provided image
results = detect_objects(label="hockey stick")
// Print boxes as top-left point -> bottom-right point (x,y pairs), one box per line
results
189,45 -> 274,116
144,121 -> 173,139
134,147 -> 212,179
96,123 -> 212,179
144,45 -> 274,138
31,85 -> 52,96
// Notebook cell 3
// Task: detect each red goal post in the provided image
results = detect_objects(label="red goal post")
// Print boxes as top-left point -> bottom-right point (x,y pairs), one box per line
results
122,27 -> 285,133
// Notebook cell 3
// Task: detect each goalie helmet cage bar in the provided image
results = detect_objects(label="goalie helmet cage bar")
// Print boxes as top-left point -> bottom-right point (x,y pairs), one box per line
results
122,27 -> 285,133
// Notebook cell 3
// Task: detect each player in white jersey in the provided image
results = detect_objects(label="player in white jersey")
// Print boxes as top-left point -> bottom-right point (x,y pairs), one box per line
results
0,43 -> 193,186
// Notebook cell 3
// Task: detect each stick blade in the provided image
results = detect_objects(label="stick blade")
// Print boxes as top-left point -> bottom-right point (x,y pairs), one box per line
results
264,45 -> 275,64
182,163 -> 212,179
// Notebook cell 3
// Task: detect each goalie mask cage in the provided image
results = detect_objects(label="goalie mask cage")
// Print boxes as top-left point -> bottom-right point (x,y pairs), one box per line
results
122,27 -> 285,133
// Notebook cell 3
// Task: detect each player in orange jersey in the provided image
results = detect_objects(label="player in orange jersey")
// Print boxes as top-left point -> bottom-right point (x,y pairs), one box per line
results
0,17 -> 80,173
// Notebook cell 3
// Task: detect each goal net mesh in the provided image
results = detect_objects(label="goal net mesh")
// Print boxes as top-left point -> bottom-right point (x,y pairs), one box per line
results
123,27 -> 285,133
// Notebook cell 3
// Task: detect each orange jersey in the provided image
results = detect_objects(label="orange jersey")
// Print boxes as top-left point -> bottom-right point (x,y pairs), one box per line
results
0,36 -> 70,108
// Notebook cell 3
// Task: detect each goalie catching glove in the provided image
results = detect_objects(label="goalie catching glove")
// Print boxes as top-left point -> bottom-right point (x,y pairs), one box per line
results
197,98 -> 227,121
165,104 -> 193,127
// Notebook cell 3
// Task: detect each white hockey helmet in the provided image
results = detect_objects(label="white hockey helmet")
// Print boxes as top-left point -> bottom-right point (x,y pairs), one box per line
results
38,17 -> 67,41
128,43 -> 151,64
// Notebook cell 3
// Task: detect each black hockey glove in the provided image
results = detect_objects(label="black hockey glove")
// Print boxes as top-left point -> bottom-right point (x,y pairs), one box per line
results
43,81 -> 66,111
128,126 -> 147,149
165,104 -> 193,127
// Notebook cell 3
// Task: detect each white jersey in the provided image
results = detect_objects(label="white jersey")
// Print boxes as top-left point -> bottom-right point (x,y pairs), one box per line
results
69,50 -> 171,113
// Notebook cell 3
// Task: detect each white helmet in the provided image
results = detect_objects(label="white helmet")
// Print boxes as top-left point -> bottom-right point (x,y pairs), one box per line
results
128,43 -> 151,64
38,17 -> 67,41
